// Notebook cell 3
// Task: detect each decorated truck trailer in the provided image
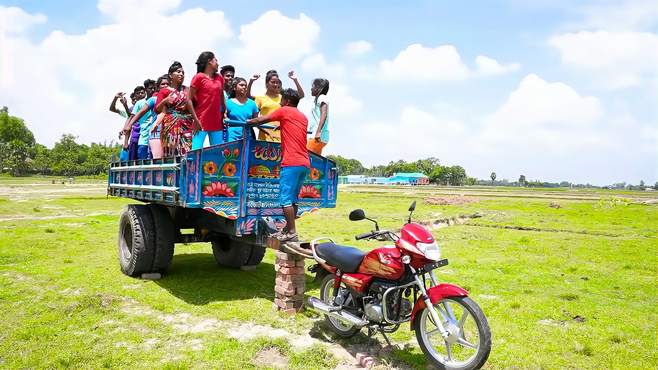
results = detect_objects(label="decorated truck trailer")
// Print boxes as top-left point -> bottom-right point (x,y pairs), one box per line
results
108,121 -> 338,276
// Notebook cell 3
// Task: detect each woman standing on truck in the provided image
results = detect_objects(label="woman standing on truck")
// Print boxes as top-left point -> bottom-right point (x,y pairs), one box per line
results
307,78 -> 330,155
190,51 -> 225,150
247,70 -> 304,142
155,61 -> 202,156
226,77 -> 259,141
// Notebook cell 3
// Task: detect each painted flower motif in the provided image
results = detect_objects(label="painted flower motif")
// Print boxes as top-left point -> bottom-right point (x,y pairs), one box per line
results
233,148 -> 240,157
203,182 -> 235,197
222,162 -> 237,177
309,168 -> 321,180
203,161 -> 218,175
299,185 -> 321,198
223,148 -> 230,157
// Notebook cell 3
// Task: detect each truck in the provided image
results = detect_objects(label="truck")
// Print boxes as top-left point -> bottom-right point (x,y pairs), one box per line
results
108,121 -> 338,276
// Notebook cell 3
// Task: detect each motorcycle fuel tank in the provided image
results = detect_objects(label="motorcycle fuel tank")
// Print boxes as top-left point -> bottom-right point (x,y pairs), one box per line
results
357,245 -> 404,280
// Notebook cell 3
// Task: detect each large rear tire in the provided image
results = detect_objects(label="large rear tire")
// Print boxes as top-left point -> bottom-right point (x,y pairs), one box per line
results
245,243 -> 266,267
319,274 -> 361,338
148,204 -> 175,273
118,205 -> 156,277
211,236 -> 251,268
413,296 -> 491,370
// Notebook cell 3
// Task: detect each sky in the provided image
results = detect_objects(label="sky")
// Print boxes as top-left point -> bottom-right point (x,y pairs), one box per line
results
0,0 -> 656,185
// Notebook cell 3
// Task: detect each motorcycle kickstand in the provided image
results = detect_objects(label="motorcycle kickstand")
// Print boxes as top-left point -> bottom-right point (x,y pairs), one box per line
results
378,327 -> 393,347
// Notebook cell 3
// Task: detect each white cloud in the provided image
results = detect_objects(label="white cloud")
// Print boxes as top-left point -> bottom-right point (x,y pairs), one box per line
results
380,44 -> 470,81
549,30 -> 658,89
300,53 -> 345,77
344,40 -> 373,56
0,6 -> 46,34
481,74 -> 604,153
233,10 -> 320,73
97,0 -> 181,21
329,105 -> 468,167
475,55 -> 521,76
376,43 -> 519,82
579,0 -> 658,31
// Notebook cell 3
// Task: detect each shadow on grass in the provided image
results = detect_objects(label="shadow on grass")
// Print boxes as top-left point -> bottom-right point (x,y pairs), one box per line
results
155,253 -> 277,305
308,320 -> 427,369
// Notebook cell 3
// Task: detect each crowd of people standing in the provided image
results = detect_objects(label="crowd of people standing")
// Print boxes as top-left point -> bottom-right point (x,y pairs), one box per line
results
109,51 -> 331,161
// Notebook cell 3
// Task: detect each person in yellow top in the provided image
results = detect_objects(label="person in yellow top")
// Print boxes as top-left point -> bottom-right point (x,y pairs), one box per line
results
247,69 -> 304,141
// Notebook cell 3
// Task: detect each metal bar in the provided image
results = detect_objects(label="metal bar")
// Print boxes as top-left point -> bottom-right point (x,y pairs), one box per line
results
108,184 -> 179,192
110,163 -> 180,171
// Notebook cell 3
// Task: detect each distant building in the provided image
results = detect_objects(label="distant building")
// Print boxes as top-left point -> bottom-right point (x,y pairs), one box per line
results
387,172 -> 430,185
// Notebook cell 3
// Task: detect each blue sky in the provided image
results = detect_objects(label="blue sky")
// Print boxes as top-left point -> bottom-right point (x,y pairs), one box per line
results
0,0 -> 656,185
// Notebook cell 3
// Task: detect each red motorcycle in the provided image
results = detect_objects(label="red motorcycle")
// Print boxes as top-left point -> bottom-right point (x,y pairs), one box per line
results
307,202 -> 491,370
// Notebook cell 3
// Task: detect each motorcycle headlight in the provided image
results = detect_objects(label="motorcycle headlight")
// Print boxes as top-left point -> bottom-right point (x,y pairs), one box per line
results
416,241 -> 441,261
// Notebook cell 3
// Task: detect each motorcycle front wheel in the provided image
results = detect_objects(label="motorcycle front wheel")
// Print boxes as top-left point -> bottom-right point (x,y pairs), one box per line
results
413,296 -> 491,370
319,274 -> 361,338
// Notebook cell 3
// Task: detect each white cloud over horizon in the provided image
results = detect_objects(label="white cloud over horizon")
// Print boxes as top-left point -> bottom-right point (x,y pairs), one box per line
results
376,43 -> 520,82
549,30 -> 658,89
344,40 -> 373,56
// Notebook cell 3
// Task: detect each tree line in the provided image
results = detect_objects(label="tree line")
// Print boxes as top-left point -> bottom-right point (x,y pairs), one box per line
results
2,109 -> 655,189
0,109 -> 120,176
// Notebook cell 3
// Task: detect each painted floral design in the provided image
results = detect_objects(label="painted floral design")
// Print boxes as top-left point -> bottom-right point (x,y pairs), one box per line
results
203,161 -> 218,175
299,185 -> 321,198
309,168 -> 321,180
203,182 -> 235,197
222,147 -> 240,161
222,162 -> 237,177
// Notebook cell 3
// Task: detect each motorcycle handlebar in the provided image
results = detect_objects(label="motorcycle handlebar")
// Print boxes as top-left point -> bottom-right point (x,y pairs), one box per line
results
355,231 -> 375,240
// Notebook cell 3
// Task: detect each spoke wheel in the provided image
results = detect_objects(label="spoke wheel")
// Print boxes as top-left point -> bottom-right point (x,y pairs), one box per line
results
414,296 -> 491,370
319,274 -> 361,338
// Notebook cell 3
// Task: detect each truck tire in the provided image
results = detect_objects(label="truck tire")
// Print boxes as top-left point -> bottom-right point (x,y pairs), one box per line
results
211,236 -> 251,268
148,204 -> 175,273
118,205 -> 156,277
245,243 -> 266,266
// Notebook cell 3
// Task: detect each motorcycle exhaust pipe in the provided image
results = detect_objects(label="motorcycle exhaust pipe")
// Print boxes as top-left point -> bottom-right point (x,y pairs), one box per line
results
307,297 -> 369,328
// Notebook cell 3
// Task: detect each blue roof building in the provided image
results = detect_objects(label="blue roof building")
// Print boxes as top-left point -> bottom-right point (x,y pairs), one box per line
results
386,172 -> 430,185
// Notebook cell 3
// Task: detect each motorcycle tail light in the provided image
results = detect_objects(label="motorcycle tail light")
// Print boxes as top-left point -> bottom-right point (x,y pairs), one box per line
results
416,241 -> 441,261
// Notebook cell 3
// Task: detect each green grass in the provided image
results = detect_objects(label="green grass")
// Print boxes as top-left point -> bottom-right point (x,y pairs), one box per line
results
0,178 -> 656,368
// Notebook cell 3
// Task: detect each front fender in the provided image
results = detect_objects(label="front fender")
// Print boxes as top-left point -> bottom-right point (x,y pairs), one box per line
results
410,283 -> 469,329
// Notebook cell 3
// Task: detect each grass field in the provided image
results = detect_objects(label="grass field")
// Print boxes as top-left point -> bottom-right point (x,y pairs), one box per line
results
0,177 -> 656,369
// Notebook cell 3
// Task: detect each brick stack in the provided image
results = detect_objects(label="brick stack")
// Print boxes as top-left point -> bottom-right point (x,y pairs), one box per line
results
273,249 -> 306,314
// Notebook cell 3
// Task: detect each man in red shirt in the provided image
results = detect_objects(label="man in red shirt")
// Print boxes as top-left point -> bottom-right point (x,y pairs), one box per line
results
248,88 -> 309,242
190,51 -> 225,150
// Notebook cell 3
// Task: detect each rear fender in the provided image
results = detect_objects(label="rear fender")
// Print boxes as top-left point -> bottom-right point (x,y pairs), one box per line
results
410,283 -> 468,329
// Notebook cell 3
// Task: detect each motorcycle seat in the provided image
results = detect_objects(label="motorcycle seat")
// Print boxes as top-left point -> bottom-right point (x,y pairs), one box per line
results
315,242 -> 366,273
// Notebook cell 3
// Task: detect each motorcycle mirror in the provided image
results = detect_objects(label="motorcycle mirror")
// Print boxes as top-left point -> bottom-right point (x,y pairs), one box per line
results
409,201 -> 416,212
408,201 -> 416,224
349,209 -> 366,221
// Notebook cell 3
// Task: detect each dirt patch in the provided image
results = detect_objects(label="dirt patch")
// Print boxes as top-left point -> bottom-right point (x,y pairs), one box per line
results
252,347 -> 290,369
424,196 -> 478,206
417,213 -> 483,230
118,298 -> 402,369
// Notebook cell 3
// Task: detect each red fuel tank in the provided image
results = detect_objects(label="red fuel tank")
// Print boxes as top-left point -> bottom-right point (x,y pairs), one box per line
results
357,245 -> 404,280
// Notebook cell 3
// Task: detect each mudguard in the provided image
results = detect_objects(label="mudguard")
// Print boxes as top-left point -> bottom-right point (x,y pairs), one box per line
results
410,283 -> 469,329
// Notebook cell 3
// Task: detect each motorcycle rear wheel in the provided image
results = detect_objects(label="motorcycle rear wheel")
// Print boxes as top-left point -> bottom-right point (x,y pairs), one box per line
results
319,274 -> 361,338
413,296 -> 491,370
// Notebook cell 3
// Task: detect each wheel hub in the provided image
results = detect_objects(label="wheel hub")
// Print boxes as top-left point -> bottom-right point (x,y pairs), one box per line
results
443,322 -> 461,344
